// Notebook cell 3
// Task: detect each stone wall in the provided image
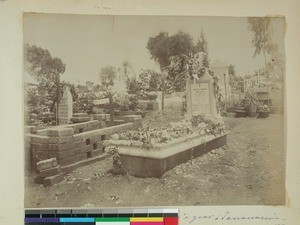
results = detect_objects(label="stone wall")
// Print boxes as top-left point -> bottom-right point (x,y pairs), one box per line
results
24,114 -> 143,186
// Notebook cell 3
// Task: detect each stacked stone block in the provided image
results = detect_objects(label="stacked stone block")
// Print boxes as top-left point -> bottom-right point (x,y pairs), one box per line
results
72,131 -> 105,162
93,114 -> 108,128
48,127 -> 82,166
65,120 -> 100,134
35,158 -> 64,187
70,113 -> 90,123
27,134 -> 51,172
24,125 -> 37,172
25,126 -> 37,134
93,114 -> 111,126
25,118 -> 135,186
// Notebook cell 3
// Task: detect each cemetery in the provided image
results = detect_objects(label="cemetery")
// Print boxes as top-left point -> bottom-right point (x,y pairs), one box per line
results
23,17 -> 285,206
25,55 -> 229,186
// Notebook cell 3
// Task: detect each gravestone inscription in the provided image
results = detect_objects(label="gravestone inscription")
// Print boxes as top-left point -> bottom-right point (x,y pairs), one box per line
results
186,71 -> 221,120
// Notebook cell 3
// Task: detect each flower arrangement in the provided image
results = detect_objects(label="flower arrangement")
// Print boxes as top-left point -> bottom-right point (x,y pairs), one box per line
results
112,115 -> 226,149
257,104 -> 271,118
258,105 -> 270,112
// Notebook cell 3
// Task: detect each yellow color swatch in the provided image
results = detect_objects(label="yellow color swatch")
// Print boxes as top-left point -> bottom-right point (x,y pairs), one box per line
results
130,218 -> 163,222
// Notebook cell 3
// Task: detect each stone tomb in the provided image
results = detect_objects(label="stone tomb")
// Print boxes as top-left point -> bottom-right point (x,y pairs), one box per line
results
186,72 -> 221,120
112,71 -> 227,178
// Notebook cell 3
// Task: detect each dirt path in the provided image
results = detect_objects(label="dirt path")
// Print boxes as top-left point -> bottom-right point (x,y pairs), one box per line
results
25,114 -> 285,207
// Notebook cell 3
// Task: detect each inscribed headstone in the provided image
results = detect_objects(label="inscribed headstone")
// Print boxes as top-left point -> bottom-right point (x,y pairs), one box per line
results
186,71 -> 221,120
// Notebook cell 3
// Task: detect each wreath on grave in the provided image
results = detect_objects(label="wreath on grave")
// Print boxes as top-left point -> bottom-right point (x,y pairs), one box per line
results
169,53 -> 225,114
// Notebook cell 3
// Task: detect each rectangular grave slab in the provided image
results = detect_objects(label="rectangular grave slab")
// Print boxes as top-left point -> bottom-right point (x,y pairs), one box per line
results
114,133 -> 228,178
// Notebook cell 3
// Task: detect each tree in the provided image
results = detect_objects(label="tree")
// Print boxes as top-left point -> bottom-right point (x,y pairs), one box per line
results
228,64 -> 239,93
194,30 -> 210,69
146,31 -> 195,108
138,69 -> 162,92
247,17 -> 277,67
24,44 -> 66,124
126,77 -> 141,94
99,66 -> 117,125
248,17 -> 280,105
122,61 -> 133,80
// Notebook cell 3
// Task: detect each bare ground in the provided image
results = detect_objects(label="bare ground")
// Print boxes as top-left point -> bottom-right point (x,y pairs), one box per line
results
25,112 -> 285,207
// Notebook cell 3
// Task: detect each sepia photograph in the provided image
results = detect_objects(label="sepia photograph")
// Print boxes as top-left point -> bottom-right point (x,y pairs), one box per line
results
23,14 -> 285,207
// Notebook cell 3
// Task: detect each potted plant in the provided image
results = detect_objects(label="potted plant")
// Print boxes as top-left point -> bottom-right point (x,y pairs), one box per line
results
244,91 -> 259,117
257,105 -> 270,118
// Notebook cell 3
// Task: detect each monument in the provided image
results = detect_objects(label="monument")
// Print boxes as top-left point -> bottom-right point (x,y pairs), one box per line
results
58,87 -> 73,124
186,70 -> 221,120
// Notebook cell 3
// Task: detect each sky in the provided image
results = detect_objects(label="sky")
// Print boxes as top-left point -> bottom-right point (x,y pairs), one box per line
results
23,14 -> 285,84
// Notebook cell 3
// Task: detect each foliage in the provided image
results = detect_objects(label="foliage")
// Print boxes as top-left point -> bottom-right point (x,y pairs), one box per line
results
247,17 -> 277,60
24,44 -> 66,113
258,104 -> 270,112
25,88 -> 49,126
210,70 -> 226,115
138,69 -> 162,92
244,90 -> 259,107
147,92 -> 158,100
193,30 -> 210,69
168,53 -> 207,92
228,64 -> 241,94
99,66 -> 117,87
99,66 -> 118,125
60,81 -> 78,102
121,61 -> 133,80
73,91 -> 97,114
147,31 -> 194,69
191,114 -> 226,137
114,115 -> 226,150
113,94 -> 140,111
147,31 -> 195,101
126,77 -> 141,94
73,81 -> 105,114
103,142 -> 128,175
126,70 -> 160,100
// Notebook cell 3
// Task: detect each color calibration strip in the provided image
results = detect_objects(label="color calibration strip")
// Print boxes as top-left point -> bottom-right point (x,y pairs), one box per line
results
25,209 -> 178,225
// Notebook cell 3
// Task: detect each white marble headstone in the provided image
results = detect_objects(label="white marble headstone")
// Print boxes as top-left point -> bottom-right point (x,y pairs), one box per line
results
186,71 -> 222,121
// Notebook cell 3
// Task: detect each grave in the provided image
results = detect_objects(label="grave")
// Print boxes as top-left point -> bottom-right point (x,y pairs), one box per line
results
186,70 -> 222,120
58,87 -> 73,124
114,69 -> 228,178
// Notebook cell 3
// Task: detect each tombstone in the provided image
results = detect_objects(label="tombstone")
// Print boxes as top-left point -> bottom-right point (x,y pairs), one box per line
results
186,71 -> 222,121
58,87 -> 73,124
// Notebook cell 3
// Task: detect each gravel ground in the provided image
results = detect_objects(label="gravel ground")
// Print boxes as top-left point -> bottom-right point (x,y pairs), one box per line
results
25,113 -> 285,207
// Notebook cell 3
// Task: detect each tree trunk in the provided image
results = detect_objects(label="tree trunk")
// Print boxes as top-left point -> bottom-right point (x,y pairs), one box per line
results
56,75 -> 61,125
162,86 -> 165,111
161,71 -> 166,111
50,100 -> 56,113
108,93 -> 115,126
